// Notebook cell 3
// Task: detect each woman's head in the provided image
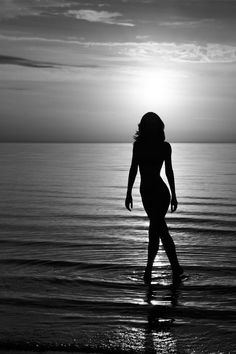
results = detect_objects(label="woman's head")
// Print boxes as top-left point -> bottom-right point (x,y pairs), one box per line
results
134,112 -> 165,142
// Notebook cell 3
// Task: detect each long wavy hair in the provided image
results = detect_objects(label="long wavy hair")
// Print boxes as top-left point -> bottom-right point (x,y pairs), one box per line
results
134,112 -> 165,143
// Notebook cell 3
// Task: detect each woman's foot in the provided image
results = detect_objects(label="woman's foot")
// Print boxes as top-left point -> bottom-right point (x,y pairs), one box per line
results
143,268 -> 152,285
176,266 -> 184,276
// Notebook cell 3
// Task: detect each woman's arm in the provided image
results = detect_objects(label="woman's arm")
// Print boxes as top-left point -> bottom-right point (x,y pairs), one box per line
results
164,142 -> 178,212
125,144 -> 138,211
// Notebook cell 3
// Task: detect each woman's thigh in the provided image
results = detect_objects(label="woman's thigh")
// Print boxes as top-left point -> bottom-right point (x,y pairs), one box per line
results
141,186 -> 170,219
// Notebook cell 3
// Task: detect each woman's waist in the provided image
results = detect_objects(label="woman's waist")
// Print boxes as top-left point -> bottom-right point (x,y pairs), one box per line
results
140,176 -> 167,190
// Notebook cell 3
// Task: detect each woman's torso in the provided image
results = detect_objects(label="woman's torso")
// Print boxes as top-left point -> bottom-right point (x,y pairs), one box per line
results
134,141 -> 167,191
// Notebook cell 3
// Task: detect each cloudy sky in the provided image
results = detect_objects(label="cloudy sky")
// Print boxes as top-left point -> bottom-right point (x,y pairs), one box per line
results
0,0 -> 236,142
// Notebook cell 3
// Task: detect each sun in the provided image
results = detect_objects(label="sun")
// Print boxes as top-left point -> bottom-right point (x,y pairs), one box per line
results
131,69 -> 179,111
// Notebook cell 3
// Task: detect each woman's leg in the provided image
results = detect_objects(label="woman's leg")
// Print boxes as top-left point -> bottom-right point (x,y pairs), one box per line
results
144,219 -> 160,284
158,218 -> 183,278
141,185 -> 183,284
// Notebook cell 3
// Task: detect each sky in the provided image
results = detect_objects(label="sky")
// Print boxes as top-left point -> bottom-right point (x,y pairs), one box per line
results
0,0 -> 236,142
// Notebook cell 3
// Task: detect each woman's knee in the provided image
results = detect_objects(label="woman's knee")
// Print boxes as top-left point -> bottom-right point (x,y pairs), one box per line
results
149,232 -> 160,247
149,217 -> 167,230
148,238 -> 159,251
161,233 -> 174,247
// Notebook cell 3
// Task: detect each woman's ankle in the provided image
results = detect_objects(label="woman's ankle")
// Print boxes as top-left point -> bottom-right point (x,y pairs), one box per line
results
172,265 -> 184,276
143,270 -> 152,284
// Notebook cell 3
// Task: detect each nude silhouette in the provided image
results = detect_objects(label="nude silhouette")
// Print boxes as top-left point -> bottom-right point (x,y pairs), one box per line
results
125,112 -> 183,284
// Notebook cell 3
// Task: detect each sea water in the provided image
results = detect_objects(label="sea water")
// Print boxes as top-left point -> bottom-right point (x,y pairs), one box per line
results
0,143 -> 235,353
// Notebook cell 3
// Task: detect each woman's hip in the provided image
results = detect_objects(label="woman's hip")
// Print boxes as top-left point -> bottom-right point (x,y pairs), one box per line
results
140,184 -> 170,217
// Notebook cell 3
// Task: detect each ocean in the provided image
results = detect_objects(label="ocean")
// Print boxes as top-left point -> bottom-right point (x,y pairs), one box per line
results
0,143 -> 235,354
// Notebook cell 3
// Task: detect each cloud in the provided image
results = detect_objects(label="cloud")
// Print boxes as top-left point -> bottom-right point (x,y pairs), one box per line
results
0,54 -> 100,69
120,42 -> 236,63
67,9 -> 135,26
159,19 -> 216,27
1,34 -> 236,64
0,34 -> 84,44
0,55 -> 56,68
0,0 -> 78,19
0,0 -> 40,19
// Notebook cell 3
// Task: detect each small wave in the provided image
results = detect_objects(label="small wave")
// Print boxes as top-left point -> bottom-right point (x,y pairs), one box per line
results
179,201 -> 236,207
1,213 -> 235,223
0,294 -> 235,322
1,269 -> 236,293
2,222 -> 234,236
0,340 -> 144,353
0,258 -> 137,270
169,226 -> 235,236
0,238 -> 113,248
181,196 -> 230,200
0,258 -> 235,273
182,210 -> 236,218
0,340 -> 119,353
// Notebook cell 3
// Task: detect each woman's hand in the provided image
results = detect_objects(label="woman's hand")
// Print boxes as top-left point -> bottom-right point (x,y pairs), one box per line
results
125,193 -> 133,211
171,196 -> 178,213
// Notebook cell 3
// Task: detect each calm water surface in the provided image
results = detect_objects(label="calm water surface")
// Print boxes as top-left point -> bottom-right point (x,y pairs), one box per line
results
0,143 -> 235,353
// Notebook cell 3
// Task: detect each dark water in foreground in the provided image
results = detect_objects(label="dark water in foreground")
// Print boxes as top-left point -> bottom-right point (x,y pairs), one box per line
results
0,143 -> 235,353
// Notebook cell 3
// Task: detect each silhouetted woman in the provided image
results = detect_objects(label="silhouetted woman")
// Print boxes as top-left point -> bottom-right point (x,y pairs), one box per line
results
125,112 -> 183,284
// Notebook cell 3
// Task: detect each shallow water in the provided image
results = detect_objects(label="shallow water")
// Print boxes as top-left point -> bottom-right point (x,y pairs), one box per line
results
0,143 -> 235,353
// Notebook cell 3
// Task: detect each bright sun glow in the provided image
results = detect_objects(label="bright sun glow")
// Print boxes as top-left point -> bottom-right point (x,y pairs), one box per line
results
131,69 -> 181,111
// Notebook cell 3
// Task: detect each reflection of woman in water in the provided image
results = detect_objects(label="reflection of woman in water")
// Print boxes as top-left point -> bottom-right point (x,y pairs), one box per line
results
125,112 -> 183,284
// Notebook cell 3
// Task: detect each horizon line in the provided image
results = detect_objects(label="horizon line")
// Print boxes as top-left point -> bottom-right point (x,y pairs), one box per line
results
0,141 -> 235,144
